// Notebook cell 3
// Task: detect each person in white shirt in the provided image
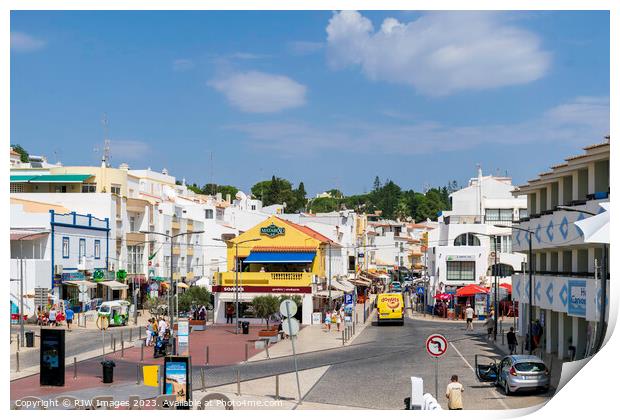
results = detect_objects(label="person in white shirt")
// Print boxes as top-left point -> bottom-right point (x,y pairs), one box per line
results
465,304 -> 474,331
158,317 -> 168,337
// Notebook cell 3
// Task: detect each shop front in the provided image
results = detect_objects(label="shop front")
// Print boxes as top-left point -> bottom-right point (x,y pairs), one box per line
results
213,216 -> 338,325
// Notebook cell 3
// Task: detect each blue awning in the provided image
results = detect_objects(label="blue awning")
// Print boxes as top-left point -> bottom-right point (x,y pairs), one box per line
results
244,251 -> 316,264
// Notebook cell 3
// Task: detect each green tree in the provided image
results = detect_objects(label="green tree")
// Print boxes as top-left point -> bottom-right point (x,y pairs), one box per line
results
187,183 -> 202,195
251,295 -> 280,325
178,286 -> 212,312
309,197 -> 339,213
11,144 -> 29,163
251,180 -> 272,201
373,176 -> 381,191
291,182 -> 307,212
327,189 -> 344,199
217,185 -> 239,200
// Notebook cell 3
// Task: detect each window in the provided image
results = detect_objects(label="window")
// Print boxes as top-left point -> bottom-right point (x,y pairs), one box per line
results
491,235 -> 512,254
130,216 -> 136,232
488,263 -> 514,277
128,246 -> 144,274
62,237 -> 70,258
111,184 -> 121,195
54,185 -> 67,193
81,183 -> 96,193
251,205 -> 256,211
79,238 -> 86,260
485,208 -> 513,224
94,240 -> 101,259
205,209 -> 214,219
519,209 -> 529,219
446,261 -> 475,281
10,184 -> 24,193
454,233 -> 481,246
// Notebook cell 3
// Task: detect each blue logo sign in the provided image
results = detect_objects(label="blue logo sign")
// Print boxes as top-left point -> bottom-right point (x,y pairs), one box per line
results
416,286 -> 425,295
344,294 -> 353,305
567,280 -> 586,317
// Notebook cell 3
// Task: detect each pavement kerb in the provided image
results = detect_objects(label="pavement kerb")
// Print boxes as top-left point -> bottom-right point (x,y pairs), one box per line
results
10,333 -> 142,381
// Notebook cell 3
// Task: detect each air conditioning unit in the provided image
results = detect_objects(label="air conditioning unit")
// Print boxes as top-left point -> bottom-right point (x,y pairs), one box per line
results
54,265 -> 63,275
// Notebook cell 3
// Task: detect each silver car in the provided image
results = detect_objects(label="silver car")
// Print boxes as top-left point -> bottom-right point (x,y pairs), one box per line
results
475,354 -> 550,395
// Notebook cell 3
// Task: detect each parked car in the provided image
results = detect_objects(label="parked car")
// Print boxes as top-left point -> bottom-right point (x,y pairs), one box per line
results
475,354 -> 550,395
391,282 -> 403,292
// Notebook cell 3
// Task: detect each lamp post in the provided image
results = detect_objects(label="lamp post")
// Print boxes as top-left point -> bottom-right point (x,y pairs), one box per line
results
503,225 -> 534,355
141,229 -> 204,354
474,232 -> 500,342
213,237 -> 260,334
557,206 -> 608,353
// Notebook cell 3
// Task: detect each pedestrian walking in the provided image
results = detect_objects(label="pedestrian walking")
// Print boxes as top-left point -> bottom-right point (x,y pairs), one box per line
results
465,304 -> 474,331
331,311 -> 338,331
48,306 -> 57,327
532,319 -> 543,348
324,311 -> 332,331
335,310 -> 342,332
158,317 -> 168,338
65,307 -> 74,331
507,327 -> 518,354
484,316 -> 494,340
445,375 -> 464,410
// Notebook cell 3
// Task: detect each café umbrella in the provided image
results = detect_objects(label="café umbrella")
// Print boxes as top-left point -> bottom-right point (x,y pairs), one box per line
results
456,284 -> 489,297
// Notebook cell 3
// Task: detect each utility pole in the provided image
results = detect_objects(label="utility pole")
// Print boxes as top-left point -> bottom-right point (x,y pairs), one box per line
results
328,243 -> 332,309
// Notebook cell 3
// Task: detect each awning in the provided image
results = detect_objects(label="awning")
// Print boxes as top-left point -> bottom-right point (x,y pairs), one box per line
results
10,175 -> 37,183
351,278 -> 371,287
162,281 -> 189,289
338,279 -> 356,293
314,290 -> 344,299
99,280 -> 129,290
10,230 -> 49,240
329,280 -> 354,293
29,174 -> 93,183
456,284 -> 489,297
244,251 -> 316,264
574,202 -> 609,244
64,280 -> 98,288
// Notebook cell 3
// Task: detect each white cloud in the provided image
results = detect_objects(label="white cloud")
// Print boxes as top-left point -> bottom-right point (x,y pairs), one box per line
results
288,41 -> 324,55
11,32 -> 46,52
228,52 -> 269,60
173,59 -> 194,71
326,11 -> 551,95
224,96 -> 609,156
209,71 -> 307,113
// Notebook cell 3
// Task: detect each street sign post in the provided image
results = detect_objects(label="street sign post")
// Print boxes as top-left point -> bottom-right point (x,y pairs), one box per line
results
177,318 -> 190,356
280,299 -> 302,403
426,334 -> 448,399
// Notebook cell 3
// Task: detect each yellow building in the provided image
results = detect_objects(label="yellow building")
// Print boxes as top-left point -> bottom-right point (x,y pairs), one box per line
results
214,215 -> 340,325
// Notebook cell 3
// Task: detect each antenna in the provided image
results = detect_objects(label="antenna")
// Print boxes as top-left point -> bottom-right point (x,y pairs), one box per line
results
209,151 -> 214,195
98,114 -> 111,167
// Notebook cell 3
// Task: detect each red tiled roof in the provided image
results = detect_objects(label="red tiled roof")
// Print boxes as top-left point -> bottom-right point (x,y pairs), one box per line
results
278,217 -> 340,246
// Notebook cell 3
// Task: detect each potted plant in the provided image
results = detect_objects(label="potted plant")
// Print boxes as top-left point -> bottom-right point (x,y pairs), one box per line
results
252,295 -> 280,342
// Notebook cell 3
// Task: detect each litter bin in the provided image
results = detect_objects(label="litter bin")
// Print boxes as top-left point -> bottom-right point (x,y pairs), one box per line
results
25,331 -> 35,348
101,360 -> 116,383
241,321 -> 250,335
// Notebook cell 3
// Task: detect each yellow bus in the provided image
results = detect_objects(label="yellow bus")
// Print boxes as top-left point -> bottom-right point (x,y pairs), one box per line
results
376,293 -> 405,325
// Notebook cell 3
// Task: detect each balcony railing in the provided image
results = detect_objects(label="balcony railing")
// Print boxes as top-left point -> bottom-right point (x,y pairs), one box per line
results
216,271 -> 313,287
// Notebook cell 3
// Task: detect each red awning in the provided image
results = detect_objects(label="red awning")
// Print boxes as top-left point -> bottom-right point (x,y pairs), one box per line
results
456,284 -> 489,297
433,293 -> 453,301
499,283 -> 512,293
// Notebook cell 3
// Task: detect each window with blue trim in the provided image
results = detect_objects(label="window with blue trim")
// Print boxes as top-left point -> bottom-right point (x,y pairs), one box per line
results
94,240 -> 101,259
79,238 -> 86,259
62,237 -> 70,258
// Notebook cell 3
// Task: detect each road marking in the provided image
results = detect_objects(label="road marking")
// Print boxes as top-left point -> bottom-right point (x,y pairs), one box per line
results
450,342 -> 510,410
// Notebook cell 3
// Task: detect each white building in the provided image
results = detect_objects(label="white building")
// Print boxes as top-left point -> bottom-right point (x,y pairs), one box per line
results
511,139 -> 609,360
427,168 -> 527,302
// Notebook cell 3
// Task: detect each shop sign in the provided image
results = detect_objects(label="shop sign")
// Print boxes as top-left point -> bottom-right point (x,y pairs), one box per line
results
61,272 -> 85,282
213,285 -> 312,293
260,223 -> 286,238
446,255 -> 476,261
568,280 -> 587,317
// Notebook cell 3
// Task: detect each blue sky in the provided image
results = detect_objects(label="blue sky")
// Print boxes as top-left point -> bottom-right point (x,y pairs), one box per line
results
11,10 -> 609,195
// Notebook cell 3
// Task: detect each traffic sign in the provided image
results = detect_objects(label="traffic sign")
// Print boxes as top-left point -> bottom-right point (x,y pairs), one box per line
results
416,286 -> 425,295
425,334 -> 448,357
280,299 -> 297,318
344,293 -> 353,305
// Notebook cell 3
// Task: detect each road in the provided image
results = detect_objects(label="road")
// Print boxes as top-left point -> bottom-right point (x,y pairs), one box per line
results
194,316 -> 554,410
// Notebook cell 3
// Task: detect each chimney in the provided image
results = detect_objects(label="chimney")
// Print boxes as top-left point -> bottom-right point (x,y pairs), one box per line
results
162,168 -> 168,176
119,163 -> 130,171
226,193 -> 231,203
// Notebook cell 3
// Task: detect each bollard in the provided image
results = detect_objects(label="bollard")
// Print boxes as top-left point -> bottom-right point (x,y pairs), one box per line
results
136,364 -> 140,385
342,330 -> 345,346
17,335 -> 20,350
206,346 -> 209,366
236,369 -> 241,395
16,352 -> 20,372
121,340 -> 125,358
265,342 -> 270,359
141,342 -> 144,361
275,375 -> 280,400
139,326 -> 142,340
201,368 -> 205,391
121,331 -> 124,345
74,357 -> 77,379
245,343 -> 249,362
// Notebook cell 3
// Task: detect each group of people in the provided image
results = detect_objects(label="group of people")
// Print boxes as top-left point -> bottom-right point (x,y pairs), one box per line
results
145,317 -> 169,347
36,305 -> 75,330
191,305 -> 208,321
323,307 -> 346,332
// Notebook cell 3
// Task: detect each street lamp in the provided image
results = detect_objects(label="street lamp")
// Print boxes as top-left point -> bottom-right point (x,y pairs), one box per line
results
474,232 -> 499,342
500,224 -> 534,355
12,230 -> 46,344
141,229 -> 204,354
213,237 -> 260,334
557,205 -> 608,353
